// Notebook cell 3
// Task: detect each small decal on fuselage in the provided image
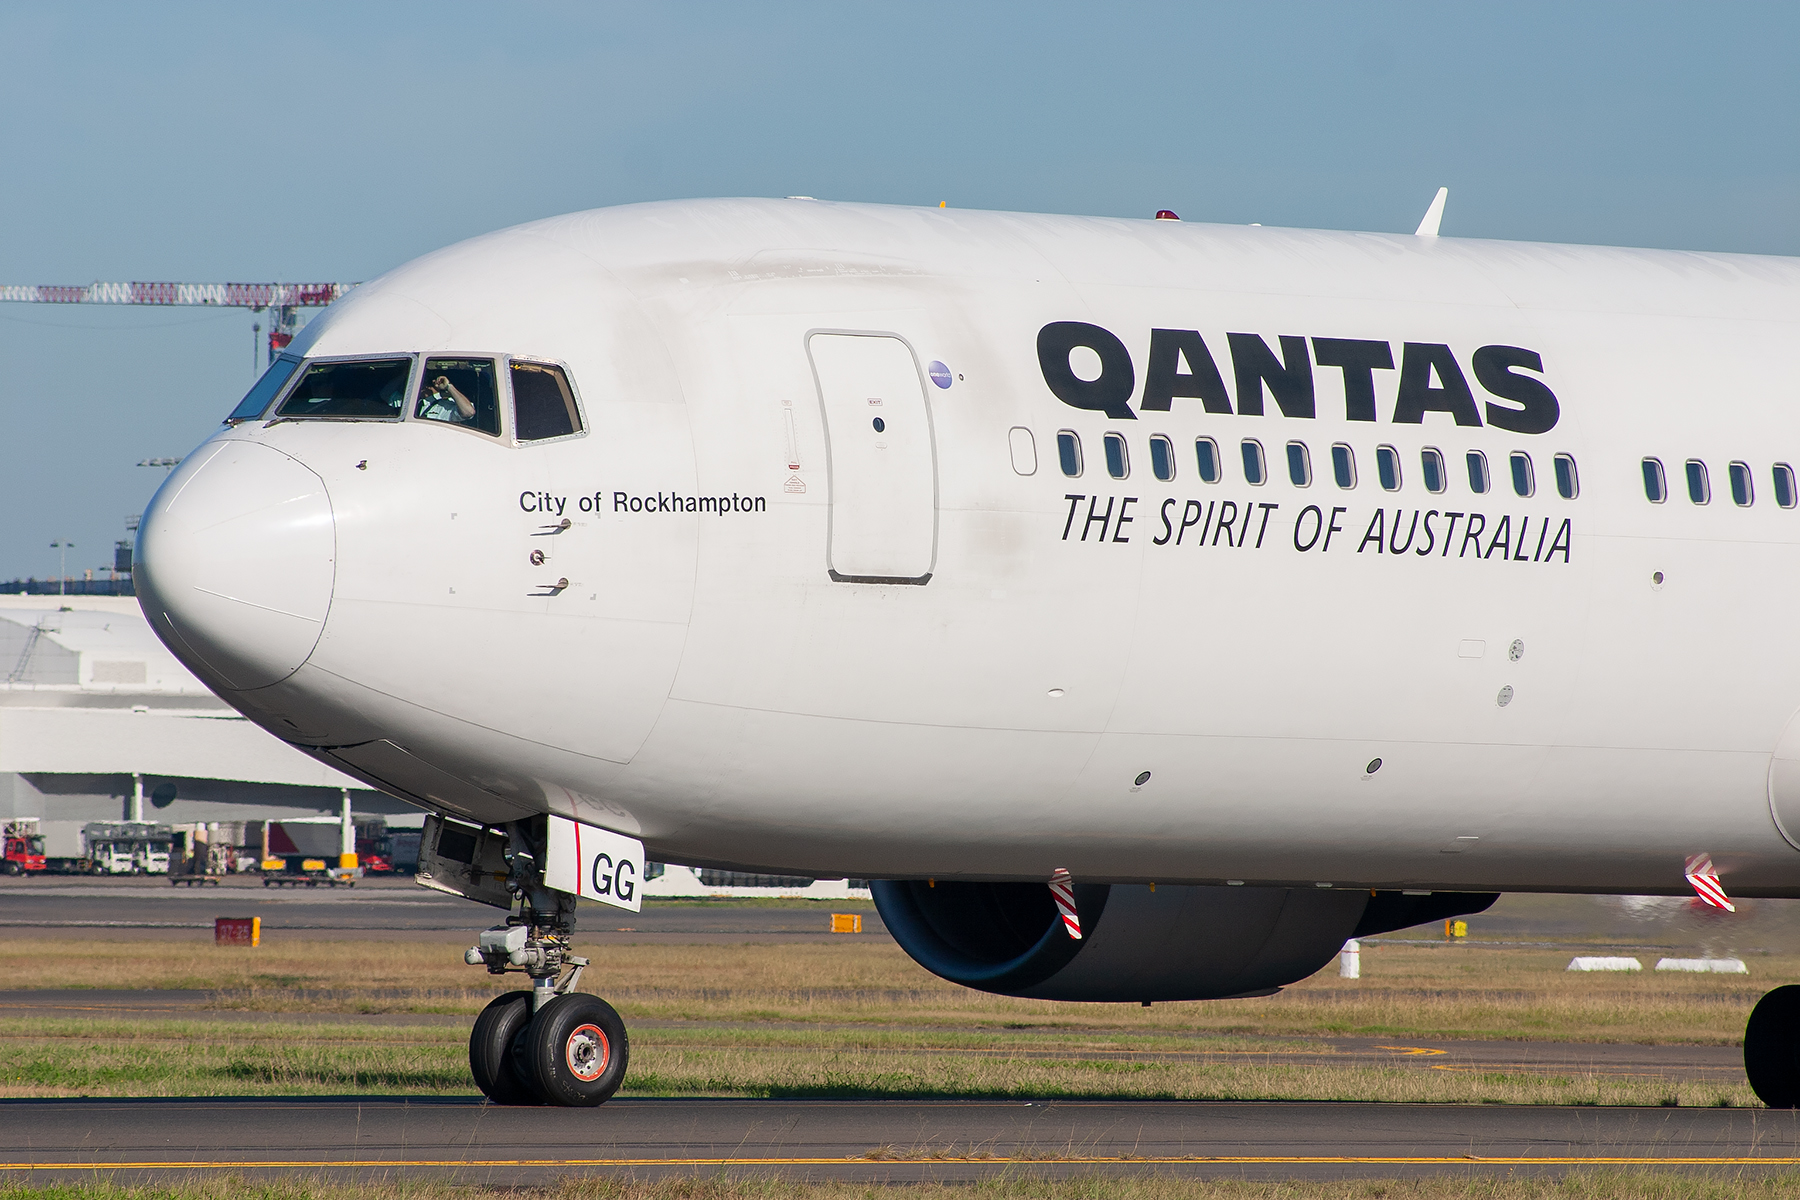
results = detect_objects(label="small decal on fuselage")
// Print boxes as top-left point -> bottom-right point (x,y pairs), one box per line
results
610,491 -> 767,515
519,491 -> 771,516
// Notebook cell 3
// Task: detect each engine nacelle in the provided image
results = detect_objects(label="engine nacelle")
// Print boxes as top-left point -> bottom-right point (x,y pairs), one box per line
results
872,880 -> 1496,1002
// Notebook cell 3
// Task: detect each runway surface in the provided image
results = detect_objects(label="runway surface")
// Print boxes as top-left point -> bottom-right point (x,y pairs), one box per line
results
2,1096 -> 1798,1183
0,876 -> 888,941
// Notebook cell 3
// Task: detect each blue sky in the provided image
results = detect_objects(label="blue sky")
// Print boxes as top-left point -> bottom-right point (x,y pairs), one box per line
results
1,1 -> 1796,578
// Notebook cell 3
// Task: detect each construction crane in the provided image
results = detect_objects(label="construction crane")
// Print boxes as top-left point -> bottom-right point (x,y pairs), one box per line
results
0,281 -> 356,366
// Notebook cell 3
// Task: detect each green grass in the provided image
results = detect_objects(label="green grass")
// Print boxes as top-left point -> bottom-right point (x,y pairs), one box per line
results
4,938 -> 1785,1046
0,1017 -> 1760,1106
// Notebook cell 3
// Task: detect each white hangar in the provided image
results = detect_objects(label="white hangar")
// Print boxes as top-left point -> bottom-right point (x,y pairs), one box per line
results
0,595 -> 423,844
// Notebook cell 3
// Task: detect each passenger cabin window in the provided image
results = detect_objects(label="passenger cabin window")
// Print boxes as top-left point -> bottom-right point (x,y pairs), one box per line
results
415,358 -> 501,436
1149,434 -> 1175,482
276,358 -> 412,420
227,354 -> 301,422
1241,438 -> 1267,485
1420,448 -> 1446,494
1776,463 -> 1797,509
1466,450 -> 1490,494
1103,432 -> 1129,479
1331,443 -> 1356,488
1286,441 -> 1311,486
1686,459 -> 1710,505
1553,453 -> 1578,500
1195,437 -> 1221,483
1729,461 -> 1753,507
1510,451 -> 1534,498
1642,458 -> 1667,502
1375,445 -> 1400,492
1057,431 -> 1083,477
511,361 -> 583,441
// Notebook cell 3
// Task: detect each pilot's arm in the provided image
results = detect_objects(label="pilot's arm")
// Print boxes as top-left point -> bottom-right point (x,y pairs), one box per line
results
429,376 -> 476,420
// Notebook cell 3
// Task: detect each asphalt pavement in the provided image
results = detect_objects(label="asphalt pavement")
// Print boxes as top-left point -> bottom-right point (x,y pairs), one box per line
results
2,1097 -> 1797,1183
0,874 -> 887,941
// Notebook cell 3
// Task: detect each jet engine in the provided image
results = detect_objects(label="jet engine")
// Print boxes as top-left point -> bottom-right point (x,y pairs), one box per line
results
871,880 -> 1497,1002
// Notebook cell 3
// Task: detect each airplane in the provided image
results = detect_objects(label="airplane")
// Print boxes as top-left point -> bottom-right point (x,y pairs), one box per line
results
133,192 -> 1800,1109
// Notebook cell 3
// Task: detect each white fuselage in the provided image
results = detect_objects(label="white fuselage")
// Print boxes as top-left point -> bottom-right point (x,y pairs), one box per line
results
134,198 -> 1800,897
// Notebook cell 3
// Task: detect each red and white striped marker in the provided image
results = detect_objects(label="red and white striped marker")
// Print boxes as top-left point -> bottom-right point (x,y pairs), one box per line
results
1685,854 -> 1735,912
1048,868 -> 1082,940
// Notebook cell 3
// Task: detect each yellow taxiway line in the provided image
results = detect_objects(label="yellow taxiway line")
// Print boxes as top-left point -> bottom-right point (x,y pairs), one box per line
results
3,1156 -> 1800,1170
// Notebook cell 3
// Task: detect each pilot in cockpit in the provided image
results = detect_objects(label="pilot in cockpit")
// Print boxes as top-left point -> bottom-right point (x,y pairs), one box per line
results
417,374 -> 477,424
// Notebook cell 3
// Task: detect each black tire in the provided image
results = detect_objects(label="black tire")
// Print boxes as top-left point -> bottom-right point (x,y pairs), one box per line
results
469,993 -> 541,1105
3,861 -> 19,877
1746,986 -> 1800,1107
518,993 -> 629,1107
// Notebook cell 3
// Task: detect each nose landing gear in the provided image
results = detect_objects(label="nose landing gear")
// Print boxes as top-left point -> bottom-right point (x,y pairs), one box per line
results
459,822 -> 631,1107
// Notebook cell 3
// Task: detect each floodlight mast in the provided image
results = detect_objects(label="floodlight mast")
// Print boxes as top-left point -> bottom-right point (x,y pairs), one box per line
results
0,281 -> 356,365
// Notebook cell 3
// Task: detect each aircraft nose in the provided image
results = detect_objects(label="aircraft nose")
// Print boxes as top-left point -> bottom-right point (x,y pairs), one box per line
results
135,440 -> 335,691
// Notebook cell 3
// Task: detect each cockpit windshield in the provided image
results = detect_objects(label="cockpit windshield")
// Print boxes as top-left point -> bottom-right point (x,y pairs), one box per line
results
512,361 -> 583,441
275,358 -> 412,420
226,354 -> 302,422
414,358 -> 500,436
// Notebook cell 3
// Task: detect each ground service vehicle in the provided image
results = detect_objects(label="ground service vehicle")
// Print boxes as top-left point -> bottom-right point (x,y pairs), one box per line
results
2,820 -> 46,875
82,823 -> 172,875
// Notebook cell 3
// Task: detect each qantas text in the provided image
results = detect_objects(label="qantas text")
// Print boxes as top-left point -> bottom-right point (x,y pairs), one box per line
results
1038,323 -> 1559,434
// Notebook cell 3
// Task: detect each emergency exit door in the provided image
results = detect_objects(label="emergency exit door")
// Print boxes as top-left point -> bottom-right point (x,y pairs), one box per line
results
808,332 -> 939,583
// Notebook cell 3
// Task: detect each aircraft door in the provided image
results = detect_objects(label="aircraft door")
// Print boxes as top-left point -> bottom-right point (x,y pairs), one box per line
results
807,332 -> 938,584
1770,704 -> 1800,851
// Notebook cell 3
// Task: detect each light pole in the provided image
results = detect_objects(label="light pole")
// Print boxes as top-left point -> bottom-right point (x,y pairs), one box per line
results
49,540 -> 72,596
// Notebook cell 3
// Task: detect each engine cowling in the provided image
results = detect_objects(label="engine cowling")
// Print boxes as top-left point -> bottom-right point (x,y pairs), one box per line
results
872,880 -> 1496,1002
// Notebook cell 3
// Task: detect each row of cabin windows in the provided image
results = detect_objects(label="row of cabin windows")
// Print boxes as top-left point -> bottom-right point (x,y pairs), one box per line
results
1642,458 -> 1798,508
1056,432 -> 1578,500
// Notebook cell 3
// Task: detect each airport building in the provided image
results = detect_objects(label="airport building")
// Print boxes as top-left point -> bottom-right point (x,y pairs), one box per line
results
0,595 -> 423,864
0,595 -> 870,894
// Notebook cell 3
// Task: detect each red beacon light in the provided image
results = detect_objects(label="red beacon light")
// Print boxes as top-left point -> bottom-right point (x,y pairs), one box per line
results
1154,210 -> 1180,221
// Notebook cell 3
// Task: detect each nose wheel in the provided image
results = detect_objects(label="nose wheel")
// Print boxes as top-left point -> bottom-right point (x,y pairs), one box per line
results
469,993 -> 540,1106
471,990 -> 630,1106
515,993 -> 630,1106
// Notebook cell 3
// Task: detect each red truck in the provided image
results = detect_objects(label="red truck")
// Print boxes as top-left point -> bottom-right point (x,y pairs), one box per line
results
2,820 -> 47,876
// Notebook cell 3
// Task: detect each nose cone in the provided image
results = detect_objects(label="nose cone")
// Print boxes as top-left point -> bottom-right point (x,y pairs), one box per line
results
136,440 -> 335,691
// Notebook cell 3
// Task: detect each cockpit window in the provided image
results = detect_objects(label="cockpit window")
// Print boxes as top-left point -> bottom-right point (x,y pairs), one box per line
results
276,358 -> 411,419
414,358 -> 500,436
511,361 -> 583,441
226,354 -> 302,422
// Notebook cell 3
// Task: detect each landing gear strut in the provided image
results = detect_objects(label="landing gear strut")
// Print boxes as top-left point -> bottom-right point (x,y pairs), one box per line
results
462,820 -> 630,1107
1746,986 -> 1800,1107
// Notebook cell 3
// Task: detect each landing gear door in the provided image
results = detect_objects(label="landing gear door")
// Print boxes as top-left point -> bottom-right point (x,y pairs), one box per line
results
807,332 -> 939,584
544,814 -> 645,913
416,815 -> 513,910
